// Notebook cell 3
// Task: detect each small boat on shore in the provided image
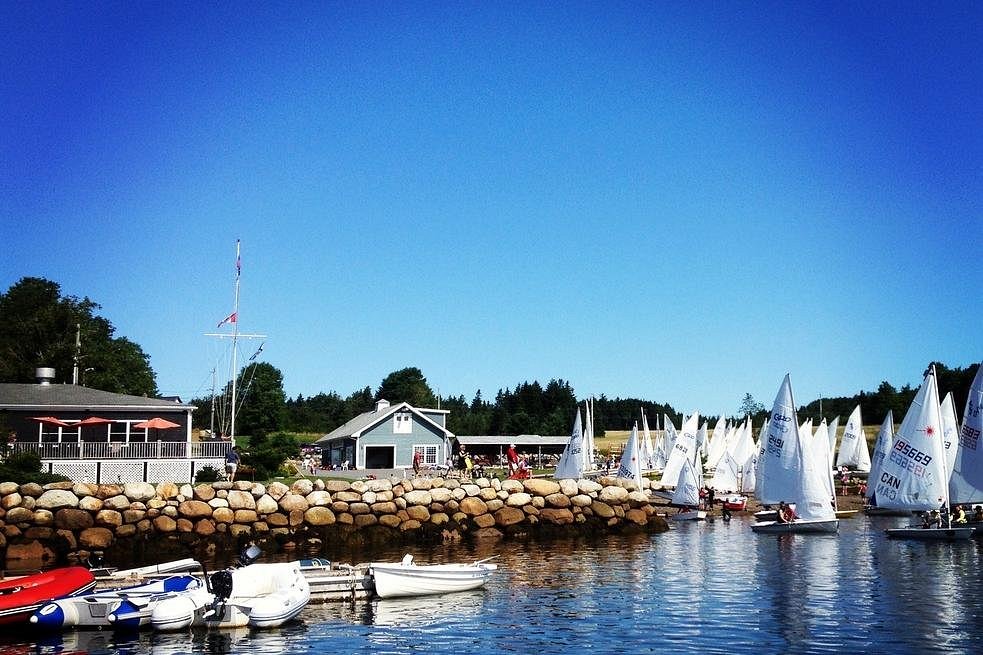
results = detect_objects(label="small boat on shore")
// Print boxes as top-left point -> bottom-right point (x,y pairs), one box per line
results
0,566 -> 96,625
370,555 -> 498,599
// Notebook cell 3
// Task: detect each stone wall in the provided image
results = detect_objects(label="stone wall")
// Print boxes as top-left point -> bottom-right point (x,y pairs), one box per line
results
0,475 -> 668,568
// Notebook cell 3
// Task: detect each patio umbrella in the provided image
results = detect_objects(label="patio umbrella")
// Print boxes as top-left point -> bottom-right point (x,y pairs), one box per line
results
133,417 -> 180,430
133,417 -> 181,443
76,416 -> 114,426
31,416 -> 71,427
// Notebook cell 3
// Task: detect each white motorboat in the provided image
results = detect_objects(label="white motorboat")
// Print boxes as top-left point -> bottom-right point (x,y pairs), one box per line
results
31,574 -> 202,630
150,561 -> 309,630
370,555 -> 497,599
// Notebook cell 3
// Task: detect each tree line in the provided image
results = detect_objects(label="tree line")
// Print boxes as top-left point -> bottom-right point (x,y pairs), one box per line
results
3,278 -> 979,438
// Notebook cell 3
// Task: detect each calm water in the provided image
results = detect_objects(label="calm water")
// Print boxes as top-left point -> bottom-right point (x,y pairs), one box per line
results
4,514 -> 983,655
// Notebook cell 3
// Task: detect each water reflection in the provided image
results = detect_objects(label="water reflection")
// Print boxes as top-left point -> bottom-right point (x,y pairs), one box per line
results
3,518 -> 983,654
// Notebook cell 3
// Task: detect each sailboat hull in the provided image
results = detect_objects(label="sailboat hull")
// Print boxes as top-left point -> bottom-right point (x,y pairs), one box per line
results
751,519 -> 839,534
864,506 -> 914,517
669,510 -> 706,521
884,527 -> 975,540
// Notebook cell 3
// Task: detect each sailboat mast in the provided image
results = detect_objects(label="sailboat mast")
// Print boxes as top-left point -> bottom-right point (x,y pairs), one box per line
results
929,364 -> 952,526
230,239 -> 241,441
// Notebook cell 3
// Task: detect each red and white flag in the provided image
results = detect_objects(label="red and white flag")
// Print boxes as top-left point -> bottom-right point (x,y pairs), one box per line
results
217,311 -> 238,328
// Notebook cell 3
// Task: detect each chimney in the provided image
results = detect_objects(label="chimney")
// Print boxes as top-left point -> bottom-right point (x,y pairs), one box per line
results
36,368 -> 56,385
375,399 -> 390,413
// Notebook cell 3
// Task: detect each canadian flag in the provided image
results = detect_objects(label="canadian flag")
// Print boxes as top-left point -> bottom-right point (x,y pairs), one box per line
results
217,311 -> 238,328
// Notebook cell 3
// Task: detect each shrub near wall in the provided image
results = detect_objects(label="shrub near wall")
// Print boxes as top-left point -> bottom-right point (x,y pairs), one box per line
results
0,475 -> 669,568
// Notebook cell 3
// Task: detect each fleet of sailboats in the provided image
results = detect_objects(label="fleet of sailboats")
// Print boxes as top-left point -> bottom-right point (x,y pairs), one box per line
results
549,362 -> 983,541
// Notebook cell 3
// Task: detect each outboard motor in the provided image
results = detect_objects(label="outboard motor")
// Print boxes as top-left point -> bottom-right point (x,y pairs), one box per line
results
210,569 -> 235,604
237,544 -> 262,568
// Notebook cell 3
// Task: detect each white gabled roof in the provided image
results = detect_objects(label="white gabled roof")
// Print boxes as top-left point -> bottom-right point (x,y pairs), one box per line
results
316,401 -> 454,443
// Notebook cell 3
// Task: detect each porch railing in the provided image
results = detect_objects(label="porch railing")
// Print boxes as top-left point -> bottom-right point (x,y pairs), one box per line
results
10,441 -> 233,460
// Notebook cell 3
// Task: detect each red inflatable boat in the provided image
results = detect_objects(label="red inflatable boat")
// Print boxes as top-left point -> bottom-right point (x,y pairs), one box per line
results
0,566 -> 96,625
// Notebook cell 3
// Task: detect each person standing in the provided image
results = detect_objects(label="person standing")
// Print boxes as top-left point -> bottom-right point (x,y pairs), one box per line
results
225,447 -> 241,482
412,449 -> 422,476
507,443 -> 519,476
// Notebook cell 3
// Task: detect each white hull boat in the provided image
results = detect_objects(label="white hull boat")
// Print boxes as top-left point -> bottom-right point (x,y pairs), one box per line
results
669,509 -> 707,521
150,561 -> 309,631
31,575 -> 201,630
370,555 -> 497,599
751,519 -> 839,534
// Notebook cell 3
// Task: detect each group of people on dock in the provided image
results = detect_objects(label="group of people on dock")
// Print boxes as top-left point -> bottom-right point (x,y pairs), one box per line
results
919,502 -> 983,528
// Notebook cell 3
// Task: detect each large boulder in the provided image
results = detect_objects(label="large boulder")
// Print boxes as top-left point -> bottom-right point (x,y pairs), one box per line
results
178,500 -> 213,519
36,490 -> 79,511
226,490 -> 256,510
79,527 -> 114,549
55,508 -> 93,530
523,479 -> 561,497
123,482 -> 157,502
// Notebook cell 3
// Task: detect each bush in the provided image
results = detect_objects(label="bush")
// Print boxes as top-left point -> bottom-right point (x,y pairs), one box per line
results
0,450 -> 69,484
194,465 -> 223,484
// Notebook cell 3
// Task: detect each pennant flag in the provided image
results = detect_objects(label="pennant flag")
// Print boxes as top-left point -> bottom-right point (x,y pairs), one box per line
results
249,341 -> 265,361
217,311 -> 238,328
236,239 -> 241,276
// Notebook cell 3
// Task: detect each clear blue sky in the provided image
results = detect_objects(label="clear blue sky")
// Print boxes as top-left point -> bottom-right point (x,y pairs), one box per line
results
2,3 -> 980,417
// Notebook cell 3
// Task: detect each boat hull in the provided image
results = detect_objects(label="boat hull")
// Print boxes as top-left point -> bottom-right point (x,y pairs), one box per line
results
0,567 -> 96,626
721,495 -> 747,511
370,561 -> 497,599
864,506 -> 914,517
751,519 -> 839,534
885,527 -> 975,540
31,575 -> 201,630
670,510 -> 707,521
150,562 -> 309,631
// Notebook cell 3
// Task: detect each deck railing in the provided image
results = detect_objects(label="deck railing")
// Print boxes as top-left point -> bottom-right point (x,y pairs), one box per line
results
11,441 -> 232,460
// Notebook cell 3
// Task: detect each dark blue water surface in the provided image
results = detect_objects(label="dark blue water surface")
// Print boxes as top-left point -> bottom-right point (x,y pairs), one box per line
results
4,514 -> 982,655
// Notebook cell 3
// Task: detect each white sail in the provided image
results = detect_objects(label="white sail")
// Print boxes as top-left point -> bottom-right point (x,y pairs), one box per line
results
866,411 -> 895,501
710,450 -> 741,493
696,421 -> 709,458
660,412 -> 699,488
940,392 -> 959,483
706,414 -> 728,469
872,368 -> 948,512
640,409 -> 656,470
663,414 -> 679,456
670,458 -> 701,508
812,419 -> 836,502
949,364 -> 983,504
554,409 -> 585,480
826,415 -> 840,460
795,415 -> 837,522
616,423 -> 643,490
582,399 -> 596,474
757,375 -> 801,505
741,449 -> 757,494
835,405 -> 869,471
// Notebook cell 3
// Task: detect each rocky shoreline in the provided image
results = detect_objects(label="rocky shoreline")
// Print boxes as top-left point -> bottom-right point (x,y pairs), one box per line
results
0,475 -> 670,569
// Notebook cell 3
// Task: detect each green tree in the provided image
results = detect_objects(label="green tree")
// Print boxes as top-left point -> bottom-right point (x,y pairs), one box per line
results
738,393 -> 765,417
376,367 -> 437,407
0,277 -> 157,395
233,362 -> 286,438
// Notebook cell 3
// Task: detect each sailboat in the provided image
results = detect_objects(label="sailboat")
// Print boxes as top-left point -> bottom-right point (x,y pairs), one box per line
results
669,458 -> 706,521
948,363 -> 983,509
863,411 -> 908,516
553,409 -> 585,480
659,412 -> 699,489
752,374 -> 839,534
616,423 -> 643,491
835,405 -> 870,472
878,367 -> 974,540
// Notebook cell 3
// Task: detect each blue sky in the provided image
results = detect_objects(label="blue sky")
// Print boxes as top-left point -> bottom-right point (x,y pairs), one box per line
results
2,3 -> 980,417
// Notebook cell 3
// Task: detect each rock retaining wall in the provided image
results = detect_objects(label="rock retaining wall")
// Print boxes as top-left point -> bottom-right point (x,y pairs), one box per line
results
0,476 -> 668,568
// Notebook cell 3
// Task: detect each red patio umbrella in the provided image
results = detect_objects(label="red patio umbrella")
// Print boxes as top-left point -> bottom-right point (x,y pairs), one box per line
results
31,416 -> 71,427
75,416 -> 114,426
133,417 -> 180,430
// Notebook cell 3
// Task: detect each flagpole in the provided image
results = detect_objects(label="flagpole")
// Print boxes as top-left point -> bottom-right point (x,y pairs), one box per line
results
230,239 -> 241,440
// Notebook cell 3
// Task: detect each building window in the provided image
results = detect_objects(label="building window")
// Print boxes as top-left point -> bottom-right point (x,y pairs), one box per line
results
394,411 -> 412,434
415,445 -> 438,466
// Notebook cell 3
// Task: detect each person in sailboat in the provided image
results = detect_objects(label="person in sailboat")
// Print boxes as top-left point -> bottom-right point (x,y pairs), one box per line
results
973,506 -> 983,523
954,505 -> 968,524
777,501 -> 796,523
